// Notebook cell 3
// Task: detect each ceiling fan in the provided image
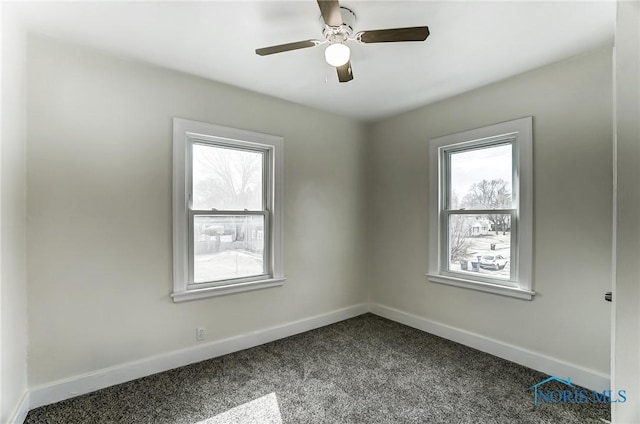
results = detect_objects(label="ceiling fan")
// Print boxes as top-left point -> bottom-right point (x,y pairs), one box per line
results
255,0 -> 430,83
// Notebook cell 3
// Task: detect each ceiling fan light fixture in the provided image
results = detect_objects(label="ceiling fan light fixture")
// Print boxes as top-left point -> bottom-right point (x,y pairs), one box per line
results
324,43 -> 350,67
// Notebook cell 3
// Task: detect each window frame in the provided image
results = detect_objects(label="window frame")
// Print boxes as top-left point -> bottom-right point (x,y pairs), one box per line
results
172,118 -> 285,302
427,117 -> 534,300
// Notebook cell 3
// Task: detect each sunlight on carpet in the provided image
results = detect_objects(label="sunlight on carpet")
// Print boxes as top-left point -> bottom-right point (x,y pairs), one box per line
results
195,393 -> 282,424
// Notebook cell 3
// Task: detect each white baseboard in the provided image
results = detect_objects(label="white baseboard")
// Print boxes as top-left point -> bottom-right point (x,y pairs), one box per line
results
369,303 -> 610,391
21,302 -> 611,420
28,303 -> 369,412
8,390 -> 30,424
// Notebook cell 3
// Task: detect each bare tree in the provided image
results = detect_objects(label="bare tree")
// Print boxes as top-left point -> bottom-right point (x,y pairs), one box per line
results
194,148 -> 261,210
461,179 -> 511,235
193,147 -> 262,244
449,215 -> 471,262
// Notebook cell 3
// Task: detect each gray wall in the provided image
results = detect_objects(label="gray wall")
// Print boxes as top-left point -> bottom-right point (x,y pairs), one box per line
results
26,35 -> 369,387
367,46 -> 613,376
0,5 -> 29,423
613,1 -> 640,421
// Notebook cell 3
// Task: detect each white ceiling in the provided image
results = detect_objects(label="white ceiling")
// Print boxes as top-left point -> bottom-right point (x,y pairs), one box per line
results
11,1 -> 616,121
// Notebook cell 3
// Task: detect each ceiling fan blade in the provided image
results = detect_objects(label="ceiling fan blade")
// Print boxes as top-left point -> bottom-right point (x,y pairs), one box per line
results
256,40 -> 321,56
356,26 -> 430,43
317,0 -> 342,27
336,61 -> 353,83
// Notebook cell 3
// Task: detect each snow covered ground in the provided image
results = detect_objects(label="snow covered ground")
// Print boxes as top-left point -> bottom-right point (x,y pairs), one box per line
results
449,233 -> 511,279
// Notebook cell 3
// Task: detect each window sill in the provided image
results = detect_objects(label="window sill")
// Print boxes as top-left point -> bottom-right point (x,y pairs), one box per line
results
426,273 -> 535,300
172,277 -> 286,303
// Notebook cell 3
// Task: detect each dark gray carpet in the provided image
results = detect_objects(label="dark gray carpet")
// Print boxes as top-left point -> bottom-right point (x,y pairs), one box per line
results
25,314 -> 610,423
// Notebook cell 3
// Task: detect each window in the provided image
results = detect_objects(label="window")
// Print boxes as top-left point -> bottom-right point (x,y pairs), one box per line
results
172,118 -> 284,302
428,117 -> 534,300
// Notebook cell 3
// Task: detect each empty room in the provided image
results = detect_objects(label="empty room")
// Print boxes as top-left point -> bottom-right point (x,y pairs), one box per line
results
1,1 -> 639,423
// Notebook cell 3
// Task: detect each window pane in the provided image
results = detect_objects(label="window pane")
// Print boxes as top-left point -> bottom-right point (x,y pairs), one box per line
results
449,143 -> 512,209
193,215 -> 265,283
447,214 -> 511,280
192,143 -> 263,210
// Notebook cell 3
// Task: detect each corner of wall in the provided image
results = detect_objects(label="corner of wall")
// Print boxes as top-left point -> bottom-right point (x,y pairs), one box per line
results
1,3 -> 30,423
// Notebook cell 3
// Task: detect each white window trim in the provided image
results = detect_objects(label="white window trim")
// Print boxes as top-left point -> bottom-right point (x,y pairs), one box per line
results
172,118 -> 285,302
427,117 -> 534,300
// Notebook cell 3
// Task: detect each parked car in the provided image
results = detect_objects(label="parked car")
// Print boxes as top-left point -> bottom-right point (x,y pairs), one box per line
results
479,254 -> 508,270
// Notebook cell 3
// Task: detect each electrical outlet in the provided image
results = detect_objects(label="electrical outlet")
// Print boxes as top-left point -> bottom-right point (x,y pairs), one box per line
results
196,327 -> 205,341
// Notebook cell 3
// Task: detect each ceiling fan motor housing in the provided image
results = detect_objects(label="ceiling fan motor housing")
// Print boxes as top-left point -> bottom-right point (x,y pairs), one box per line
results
321,7 -> 356,42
